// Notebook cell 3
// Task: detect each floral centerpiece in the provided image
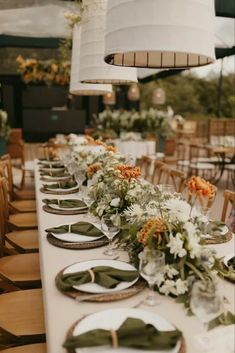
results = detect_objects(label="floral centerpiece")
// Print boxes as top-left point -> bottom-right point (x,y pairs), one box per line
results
92,108 -> 175,140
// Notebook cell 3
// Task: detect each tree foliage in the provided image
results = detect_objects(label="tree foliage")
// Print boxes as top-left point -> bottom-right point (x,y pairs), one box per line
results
140,72 -> 234,119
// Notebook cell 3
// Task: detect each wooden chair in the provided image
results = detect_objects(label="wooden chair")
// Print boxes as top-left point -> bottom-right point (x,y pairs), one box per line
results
0,161 -> 36,213
176,142 -> 189,173
221,190 -> 235,222
1,155 -> 35,201
188,144 -> 219,181
1,343 -> 46,353
151,160 -> 166,185
0,177 -> 37,232
139,156 -> 152,180
168,168 -> 186,193
225,164 -> 235,188
0,289 -> 45,348
0,178 -> 38,255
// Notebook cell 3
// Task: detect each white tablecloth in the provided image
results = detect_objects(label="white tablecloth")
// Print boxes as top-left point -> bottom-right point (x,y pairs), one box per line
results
114,139 -> 156,159
35,163 -> 234,353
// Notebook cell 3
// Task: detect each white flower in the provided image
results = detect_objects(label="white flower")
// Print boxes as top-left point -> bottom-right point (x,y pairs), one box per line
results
187,233 -> 200,259
165,265 -> 179,279
167,233 -> 187,258
110,197 -> 120,207
160,280 -> 177,296
165,199 -> 191,223
175,279 -> 188,295
0,110 -> 7,123
123,204 -> 144,224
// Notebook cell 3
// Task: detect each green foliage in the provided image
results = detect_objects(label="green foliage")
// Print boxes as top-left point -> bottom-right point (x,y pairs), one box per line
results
140,72 -> 235,118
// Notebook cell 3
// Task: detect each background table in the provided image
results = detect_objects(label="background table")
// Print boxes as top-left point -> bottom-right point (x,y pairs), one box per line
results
35,163 -> 234,353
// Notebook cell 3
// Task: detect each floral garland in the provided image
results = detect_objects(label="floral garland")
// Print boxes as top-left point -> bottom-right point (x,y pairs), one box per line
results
65,136 -> 234,328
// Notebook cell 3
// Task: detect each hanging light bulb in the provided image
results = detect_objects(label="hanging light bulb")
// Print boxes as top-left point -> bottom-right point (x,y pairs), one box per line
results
69,24 -> 112,95
152,88 -> 166,105
104,0 -> 215,69
127,84 -> 140,101
79,0 -> 137,84
103,91 -> 116,105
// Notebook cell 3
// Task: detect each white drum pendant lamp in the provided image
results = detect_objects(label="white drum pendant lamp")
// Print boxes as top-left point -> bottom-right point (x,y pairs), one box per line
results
104,0 -> 216,69
79,0 -> 137,84
69,25 -> 112,95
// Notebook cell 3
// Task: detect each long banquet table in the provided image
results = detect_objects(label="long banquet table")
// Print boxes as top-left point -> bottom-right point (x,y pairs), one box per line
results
35,162 -> 235,353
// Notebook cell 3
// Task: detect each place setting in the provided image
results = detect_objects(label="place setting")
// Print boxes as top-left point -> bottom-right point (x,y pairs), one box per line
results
42,198 -> 88,215
40,179 -> 79,195
40,169 -> 71,182
63,307 -> 185,353
45,220 -> 109,249
55,259 -> 146,302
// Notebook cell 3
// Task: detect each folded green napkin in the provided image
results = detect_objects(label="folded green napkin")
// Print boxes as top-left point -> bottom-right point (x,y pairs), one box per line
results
43,199 -> 87,209
56,266 -> 138,291
40,170 -> 69,177
63,317 -> 181,350
43,180 -> 77,190
46,221 -> 103,237
207,221 -> 226,235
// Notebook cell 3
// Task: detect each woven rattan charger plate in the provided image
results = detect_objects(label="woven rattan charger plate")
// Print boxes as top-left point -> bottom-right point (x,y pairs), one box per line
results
65,318 -> 186,353
43,204 -> 88,215
40,187 -> 79,195
204,230 -> 233,245
56,268 -> 146,302
47,233 -> 109,249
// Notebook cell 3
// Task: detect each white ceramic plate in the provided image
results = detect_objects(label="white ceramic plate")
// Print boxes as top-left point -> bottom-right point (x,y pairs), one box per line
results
63,259 -> 139,294
42,175 -> 70,181
40,167 -> 65,172
223,253 -> 235,269
49,202 -> 87,211
51,223 -> 104,243
43,185 -> 79,192
72,308 -> 181,353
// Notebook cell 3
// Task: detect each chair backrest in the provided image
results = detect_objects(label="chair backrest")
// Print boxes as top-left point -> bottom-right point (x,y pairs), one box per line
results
0,177 -> 10,241
221,190 -> 235,222
139,155 -> 152,180
169,168 -> 186,193
151,161 -> 168,185
189,144 -> 209,161
0,155 -> 14,200
176,142 -> 187,162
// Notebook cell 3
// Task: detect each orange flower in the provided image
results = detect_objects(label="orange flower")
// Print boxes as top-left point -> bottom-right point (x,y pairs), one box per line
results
137,218 -> 167,245
116,165 -> 141,181
85,135 -> 95,144
187,176 -> 216,199
87,163 -> 102,178
106,145 -> 118,153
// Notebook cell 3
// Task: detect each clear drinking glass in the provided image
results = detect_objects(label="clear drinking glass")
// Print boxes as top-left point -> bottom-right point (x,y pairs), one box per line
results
190,280 -> 222,330
139,249 -> 165,306
79,185 -> 94,207
74,170 -> 86,187
101,214 -> 120,256
196,206 -> 211,235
